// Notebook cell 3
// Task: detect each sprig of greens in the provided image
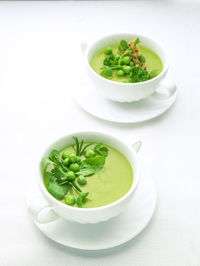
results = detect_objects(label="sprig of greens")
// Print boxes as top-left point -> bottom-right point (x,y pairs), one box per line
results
44,137 -> 109,207
73,136 -> 93,156
101,37 -> 158,83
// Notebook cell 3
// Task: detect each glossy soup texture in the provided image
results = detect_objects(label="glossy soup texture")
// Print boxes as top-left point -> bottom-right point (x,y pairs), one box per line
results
44,144 -> 133,208
90,44 -> 163,82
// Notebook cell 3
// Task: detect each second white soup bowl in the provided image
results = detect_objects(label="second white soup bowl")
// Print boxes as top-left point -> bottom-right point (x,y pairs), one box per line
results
82,33 -> 169,102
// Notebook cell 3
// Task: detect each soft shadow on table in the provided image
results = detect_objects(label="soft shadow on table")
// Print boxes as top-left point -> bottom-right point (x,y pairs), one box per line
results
28,205 -> 158,258
72,96 -> 177,129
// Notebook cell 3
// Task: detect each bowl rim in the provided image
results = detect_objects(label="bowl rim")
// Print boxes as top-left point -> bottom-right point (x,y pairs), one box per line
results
38,130 -> 140,212
85,32 -> 169,86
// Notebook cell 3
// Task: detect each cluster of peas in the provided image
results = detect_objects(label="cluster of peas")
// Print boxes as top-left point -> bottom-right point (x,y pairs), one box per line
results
61,148 -> 95,206
104,47 -> 133,78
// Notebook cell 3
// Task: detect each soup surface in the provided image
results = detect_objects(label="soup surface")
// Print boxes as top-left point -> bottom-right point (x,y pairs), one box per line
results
90,44 -> 163,83
44,144 -> 133,208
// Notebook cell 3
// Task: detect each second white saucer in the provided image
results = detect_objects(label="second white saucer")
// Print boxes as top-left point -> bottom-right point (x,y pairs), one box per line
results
27,168 -> 156,250
73,78 -> 177,124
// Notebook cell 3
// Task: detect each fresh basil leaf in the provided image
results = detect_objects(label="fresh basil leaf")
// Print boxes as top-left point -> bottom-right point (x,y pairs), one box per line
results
47,181 -> 68,200
94,144 -> 108,157
120,40 -> 128,50
77,156 -> 105,177
76,168 -> 96,176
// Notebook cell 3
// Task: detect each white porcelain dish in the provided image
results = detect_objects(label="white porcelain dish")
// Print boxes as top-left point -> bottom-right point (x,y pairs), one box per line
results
81,33 -> 169,102
28,131 -> 142,224
73,78 -> 177,124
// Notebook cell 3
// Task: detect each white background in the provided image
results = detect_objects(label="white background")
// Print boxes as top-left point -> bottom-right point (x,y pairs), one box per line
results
1,1 -> 200,265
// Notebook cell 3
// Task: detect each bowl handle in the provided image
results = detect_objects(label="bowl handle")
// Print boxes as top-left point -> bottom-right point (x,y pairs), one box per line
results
154,79 -> 177,100
27,193 -> 59,224
125,135 -> 142,153
80,41 -> 88,54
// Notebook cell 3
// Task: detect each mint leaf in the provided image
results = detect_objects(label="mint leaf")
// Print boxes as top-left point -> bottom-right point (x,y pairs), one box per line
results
94,144 -> 108,157
77,156 -> 105,176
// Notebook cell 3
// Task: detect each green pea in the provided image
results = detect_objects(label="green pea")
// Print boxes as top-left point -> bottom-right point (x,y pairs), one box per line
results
69,163 -> 80,172
77,175 -> 87,185
63,157 -> 70,166
76,156 -> 81,162
115,54 -> 120,60
65,194 -> 75,206
122,56 -> 130,65
129,62 -> 134,67
62,151 -> 71,160
123,66 -> 131,74
69,154 -> 77,163
104,47 -> 112,55
117,70 -> 125,77
67,171 -> 75,181
103,67 -> 112,77
85,149 -> 95,158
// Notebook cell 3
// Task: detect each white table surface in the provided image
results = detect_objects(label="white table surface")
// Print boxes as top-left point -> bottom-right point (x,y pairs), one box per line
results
1,1 -> 200,265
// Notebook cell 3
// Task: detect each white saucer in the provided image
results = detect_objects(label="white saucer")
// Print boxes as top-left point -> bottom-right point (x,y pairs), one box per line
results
27,169 -> 157,250
73,78 -> 177,124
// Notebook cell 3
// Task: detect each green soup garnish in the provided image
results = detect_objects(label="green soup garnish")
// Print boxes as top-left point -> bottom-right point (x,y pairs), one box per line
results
90,38 -> 163,83
43,137 -> 133,208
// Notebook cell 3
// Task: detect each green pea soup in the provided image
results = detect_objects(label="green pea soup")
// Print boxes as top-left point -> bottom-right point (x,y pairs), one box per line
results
44,144 -> 133,208
90,44 -> 163,82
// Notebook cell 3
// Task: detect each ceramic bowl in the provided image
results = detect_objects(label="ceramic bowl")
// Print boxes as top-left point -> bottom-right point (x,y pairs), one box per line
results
29,131 -> 142,224
82,33 -> 169,102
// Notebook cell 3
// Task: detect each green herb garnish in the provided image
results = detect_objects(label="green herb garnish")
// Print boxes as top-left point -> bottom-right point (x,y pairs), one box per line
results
47,181 -> 68,200
44,137 -> 109,207
100,37 -> 159,83
73,136 -> 93,156
77,192 -> 89,207
94,144 -> 108,157
77,156 -> 105,176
